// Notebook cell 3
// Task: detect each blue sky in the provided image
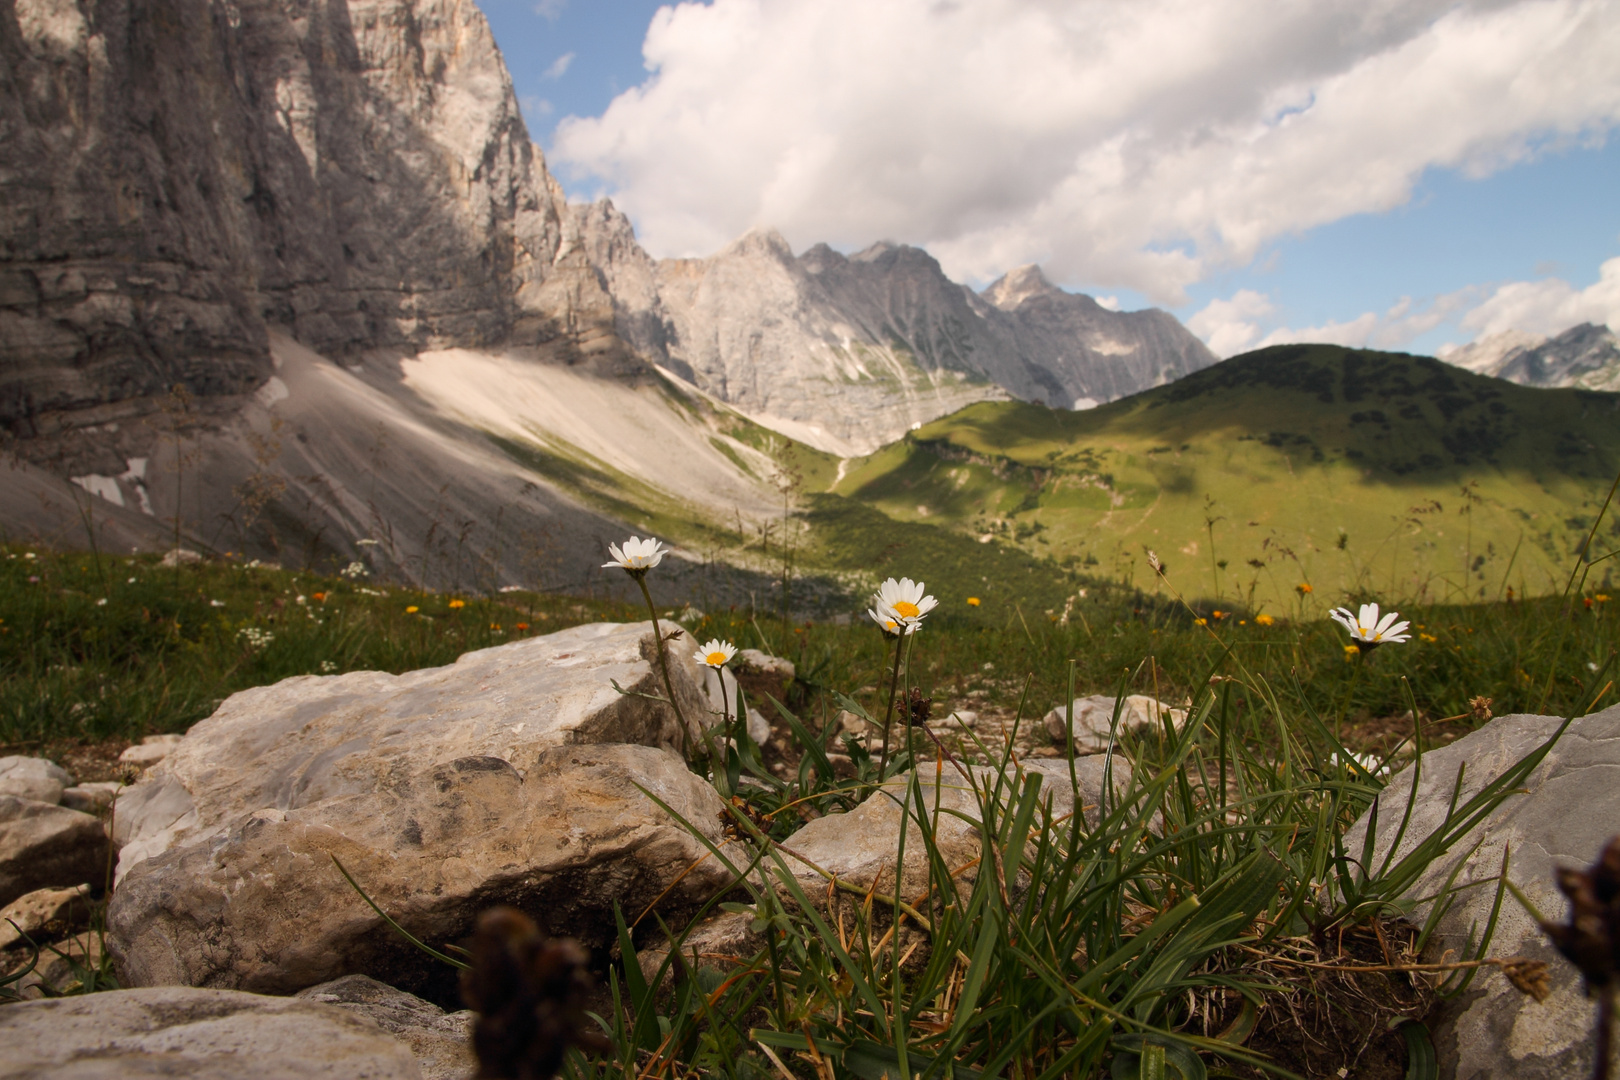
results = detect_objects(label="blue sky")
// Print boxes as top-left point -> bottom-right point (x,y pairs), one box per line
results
480,0 -> 1620,358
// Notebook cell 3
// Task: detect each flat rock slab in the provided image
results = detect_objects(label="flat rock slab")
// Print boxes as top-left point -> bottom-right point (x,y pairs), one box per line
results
1344,703 -> 1620,1080
0,986 -> 422,1079
0,797 -> 109,908
0,756 -> 72,805
113,620 -> 712,879
297,975 -> 474,1080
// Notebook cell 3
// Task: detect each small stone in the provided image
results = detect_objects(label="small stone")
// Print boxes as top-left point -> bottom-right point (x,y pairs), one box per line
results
117,734 -> 183,768
736,649 -> 795,680
0,797 -> 110,909
0,883 -> 91,950
944,709 -> 978,728
0,757 -> 73,805
159,548 -> 205,567
1043,695 -> 1187,753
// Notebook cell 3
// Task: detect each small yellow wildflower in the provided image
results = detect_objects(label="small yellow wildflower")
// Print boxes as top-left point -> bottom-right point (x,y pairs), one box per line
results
1343,644 -> 1359,660
1194,617 -> 1208,626
1597,594 -> 1611,603
967,597 -> 981,607
1420,632 -> 1438,643
1296,583 -> 1313,595
448,599 -> 466,609
1255,614 -> 1275,627
406,605 -> 419,614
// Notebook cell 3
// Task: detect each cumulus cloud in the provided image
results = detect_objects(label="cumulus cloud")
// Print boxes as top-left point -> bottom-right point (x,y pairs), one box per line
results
553,0 -> 1620,305
1189,256 -> 1620,357
1459,256 -> 1620,336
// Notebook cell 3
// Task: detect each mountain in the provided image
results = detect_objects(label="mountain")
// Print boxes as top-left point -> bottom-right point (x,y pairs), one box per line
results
0,0 -> 1209,598
834,344 -> 1620,607
576,213 -> 1217,457
1440,324 -> 1620,391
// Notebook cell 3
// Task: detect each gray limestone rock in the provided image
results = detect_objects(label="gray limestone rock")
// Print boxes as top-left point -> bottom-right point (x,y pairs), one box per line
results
1343,703 -> 1620,1080
1043,695 -> 1189,753
0,986 -> 423,1079
107,621 -> 735,995
0,797 -> 110,908
297,975 -> 475,1080
778,757 -> 1130,898
0,755 -> 73,804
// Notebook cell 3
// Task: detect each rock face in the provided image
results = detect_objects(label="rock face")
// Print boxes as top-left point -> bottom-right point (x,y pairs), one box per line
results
107,622 -> 735,996
0,796 -> 110,908
580,218 -> 1218,456
1440,323 -> 1620,392
1344,704 -> 1620,1080
0,882 -> 91,950
0,986 -> 424,1079
0,0 -> 603,435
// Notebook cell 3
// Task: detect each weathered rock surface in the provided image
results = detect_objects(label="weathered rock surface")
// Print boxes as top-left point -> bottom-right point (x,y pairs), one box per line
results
1043,695 -> 1188,752
779,757 -> 1130,897
0,882 -> 90,950
108,622 -> 735,995
1344,703 -> 1620,1080
297,975 -> 475,1080
0,797 -> 110,908
0,755 -> 72,804
0,986 -> 423,1078
60,782 -> 123,814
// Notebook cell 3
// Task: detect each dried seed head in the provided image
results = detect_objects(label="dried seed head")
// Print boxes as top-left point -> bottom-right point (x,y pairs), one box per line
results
1500,958 -> 1553,1002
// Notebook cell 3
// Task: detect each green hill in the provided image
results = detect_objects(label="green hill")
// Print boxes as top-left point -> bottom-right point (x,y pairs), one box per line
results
828,344 -> 1620,610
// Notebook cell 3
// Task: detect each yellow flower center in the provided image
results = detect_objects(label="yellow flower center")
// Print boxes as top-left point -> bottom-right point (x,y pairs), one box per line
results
706,651 -> 728,666
892,600 -> 920,618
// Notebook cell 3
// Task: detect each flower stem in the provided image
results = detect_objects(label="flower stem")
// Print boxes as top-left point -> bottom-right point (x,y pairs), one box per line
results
878,631 -> 906,774
635,574 -> 691,758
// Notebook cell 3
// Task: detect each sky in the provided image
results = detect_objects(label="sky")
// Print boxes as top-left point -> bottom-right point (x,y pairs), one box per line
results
479,0 -> 1620,358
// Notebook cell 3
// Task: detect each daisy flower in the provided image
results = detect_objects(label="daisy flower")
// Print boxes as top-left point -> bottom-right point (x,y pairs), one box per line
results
603,536 -> 668,574
1329,601 -> 1410,653
694,639 -> 737,669
868,609 -> 918,636
870,577 -> 938,629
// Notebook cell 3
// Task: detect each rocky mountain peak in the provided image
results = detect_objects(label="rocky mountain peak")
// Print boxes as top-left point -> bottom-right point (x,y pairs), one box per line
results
983,265 -> 1065,311
1440,322 -> 1620,392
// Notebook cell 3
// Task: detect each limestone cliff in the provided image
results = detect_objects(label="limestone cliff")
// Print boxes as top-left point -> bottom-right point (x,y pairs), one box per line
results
0,0 -> 621,452
1441,323 -> 1620,392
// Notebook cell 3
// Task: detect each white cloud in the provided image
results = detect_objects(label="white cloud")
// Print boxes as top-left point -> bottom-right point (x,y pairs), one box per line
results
554,0 -> 1620,305
544,52 -> 575,80
1190,285 -> 1484,356
1187,289 -> 1275,357
533,0 -> 566,21
521,95 -> 555,121
1459,256 -> 1620,336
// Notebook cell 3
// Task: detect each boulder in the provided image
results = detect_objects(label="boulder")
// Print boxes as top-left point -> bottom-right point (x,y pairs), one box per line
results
736,649 -> 795,681
297,975 -> 474,1080
1343,703 -> 1620,1080
777,756 -> 1132,898
0,797 -> 110,908
0,756 -> 72,804
699,666 -> 772,745
0,986 -> 422,1079
113,621 -> 712,879
109,743 -> 734,996
0,883 -> 91,950
1043,695 -> 1187,752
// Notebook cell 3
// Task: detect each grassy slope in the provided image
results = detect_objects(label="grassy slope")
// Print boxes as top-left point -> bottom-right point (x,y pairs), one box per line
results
833,344 -> 1620,609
